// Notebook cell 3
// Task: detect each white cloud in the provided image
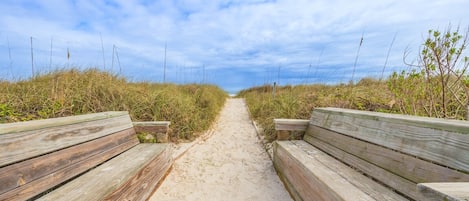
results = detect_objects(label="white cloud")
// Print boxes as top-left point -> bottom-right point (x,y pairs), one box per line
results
0,0 -> 468,92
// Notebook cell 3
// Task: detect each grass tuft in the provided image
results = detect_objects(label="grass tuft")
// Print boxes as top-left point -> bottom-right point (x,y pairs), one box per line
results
238,79 -> 394,142
0,68 -> 227,141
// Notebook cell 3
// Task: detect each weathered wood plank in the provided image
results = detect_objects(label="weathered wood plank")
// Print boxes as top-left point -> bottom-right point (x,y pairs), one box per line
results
274,141 -> 348,201
0,129 -> 139,201
133,121 -> 171,134
277,169 -> 304,201
274,140 -> 407,201
104,144 -> 173,201
133,121 -> 171,142
274,119 -> 310,131
37,144 -> 172,201
305,125 -> 469,184
303,127 -> 422,200
0,114 -> 133,167
0,128 -> 138,196
0,111 -> 129,134
310,107 -> 469,173
417,182 -> 469,201
133,121 -> 171,127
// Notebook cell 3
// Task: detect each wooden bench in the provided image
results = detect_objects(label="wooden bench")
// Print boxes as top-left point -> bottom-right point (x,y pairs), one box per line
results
0,111 -> 173,201
273,107 -> 469,201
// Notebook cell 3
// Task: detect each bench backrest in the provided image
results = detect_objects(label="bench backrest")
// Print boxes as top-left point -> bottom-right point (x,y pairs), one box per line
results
0,111 -> 139,200
305,107 -> 469,200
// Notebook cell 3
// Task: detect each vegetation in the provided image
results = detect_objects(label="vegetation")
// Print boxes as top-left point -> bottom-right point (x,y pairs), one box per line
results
0,69 -> 227,141
238,79 -> 394,141
394,25 -> 469,119
240,25 -> 469,142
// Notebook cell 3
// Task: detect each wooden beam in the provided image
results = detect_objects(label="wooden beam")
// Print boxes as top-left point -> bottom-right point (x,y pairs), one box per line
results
310,107 -> 469,173
417,182 -> 469,201
133,121 -> 171,127
133,121 -> 170,134
274,119 -> 309,131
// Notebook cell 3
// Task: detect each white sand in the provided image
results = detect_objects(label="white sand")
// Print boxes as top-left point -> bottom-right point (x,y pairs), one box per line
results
150,98 -> 293,201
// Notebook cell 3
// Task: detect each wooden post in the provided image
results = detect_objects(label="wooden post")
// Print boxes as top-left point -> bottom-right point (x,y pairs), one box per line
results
273,82 -> 276,98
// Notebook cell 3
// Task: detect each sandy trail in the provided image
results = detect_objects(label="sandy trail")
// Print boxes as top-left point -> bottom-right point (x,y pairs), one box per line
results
150,98 -> 292,201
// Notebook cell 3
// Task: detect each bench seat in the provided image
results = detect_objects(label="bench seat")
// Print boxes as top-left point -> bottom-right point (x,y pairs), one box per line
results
275,140 -> 407,201
38,144 -> 172,201
0,111 -> 173,201
273,107 -> 469,201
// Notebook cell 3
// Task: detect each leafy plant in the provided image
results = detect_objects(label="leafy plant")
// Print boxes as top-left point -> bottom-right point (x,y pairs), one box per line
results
394,25 -> 469,119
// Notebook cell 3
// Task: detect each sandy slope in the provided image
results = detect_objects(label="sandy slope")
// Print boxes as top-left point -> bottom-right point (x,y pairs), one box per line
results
150,98 -> 292,201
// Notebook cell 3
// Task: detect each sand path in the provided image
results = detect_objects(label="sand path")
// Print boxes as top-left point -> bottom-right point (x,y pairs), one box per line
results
150,98 -> 292,201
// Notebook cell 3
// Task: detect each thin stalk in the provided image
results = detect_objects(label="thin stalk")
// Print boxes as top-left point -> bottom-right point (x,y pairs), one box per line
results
30,36 -> 34,78
100,33 -> 106,69
349,32 -> 364,106
7,36 -> 12,78
163,42 -> 167,83
50,37 -> 53,71
380,32 -> 397,81
111,44 -> 115,72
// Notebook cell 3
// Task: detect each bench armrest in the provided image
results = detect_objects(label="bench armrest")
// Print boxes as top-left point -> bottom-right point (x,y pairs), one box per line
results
417,182 -> 469,201
273,119 -> 309,141
274,119 -> 309,131
133,121 -> 171,143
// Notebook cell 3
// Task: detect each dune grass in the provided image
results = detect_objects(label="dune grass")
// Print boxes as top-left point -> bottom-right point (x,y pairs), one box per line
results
237,78 -> 396,141
0,68 -> 227,141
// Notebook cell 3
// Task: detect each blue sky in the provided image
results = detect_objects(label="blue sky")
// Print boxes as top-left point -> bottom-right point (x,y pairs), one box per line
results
0,0 -> 468,93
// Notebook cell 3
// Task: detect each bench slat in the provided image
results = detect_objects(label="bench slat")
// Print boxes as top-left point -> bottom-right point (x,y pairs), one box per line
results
37,144 -> 172,201
274,140 -> 407,201
0,113 -> 133,167
306,134 -> 423,200
310,107 -> 469,173
304,126 -> 422,200
104,143 -> 172,200
417,182 -> 469,201
0,111 -> 129,134
305,125 -> 469,183
0,129 -> 139,200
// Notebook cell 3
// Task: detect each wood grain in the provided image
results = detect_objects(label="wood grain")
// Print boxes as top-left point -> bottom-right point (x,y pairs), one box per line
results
417,182 -> 469,201
0,111 -> 129,134
274,119 -> 310,131
36,144 -> 172,201
305,125 -> 469,184
303,128 -> 421,200
104,144 -> 173,201
0,130 -> 138,201
0,128 -> 138,196
0,114 -> 133,167
274,140 -> 407,201
310,107 -> 469,173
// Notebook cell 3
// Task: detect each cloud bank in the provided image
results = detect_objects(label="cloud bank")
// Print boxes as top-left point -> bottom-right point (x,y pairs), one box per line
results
1,0 -> 468,92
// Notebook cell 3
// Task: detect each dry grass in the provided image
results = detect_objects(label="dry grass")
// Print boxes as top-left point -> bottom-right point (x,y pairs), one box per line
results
0,68 -> 227,141
237,78 -> 396,141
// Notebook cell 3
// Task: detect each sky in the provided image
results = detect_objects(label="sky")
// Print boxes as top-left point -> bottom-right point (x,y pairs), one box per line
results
0,0 -> 468,93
